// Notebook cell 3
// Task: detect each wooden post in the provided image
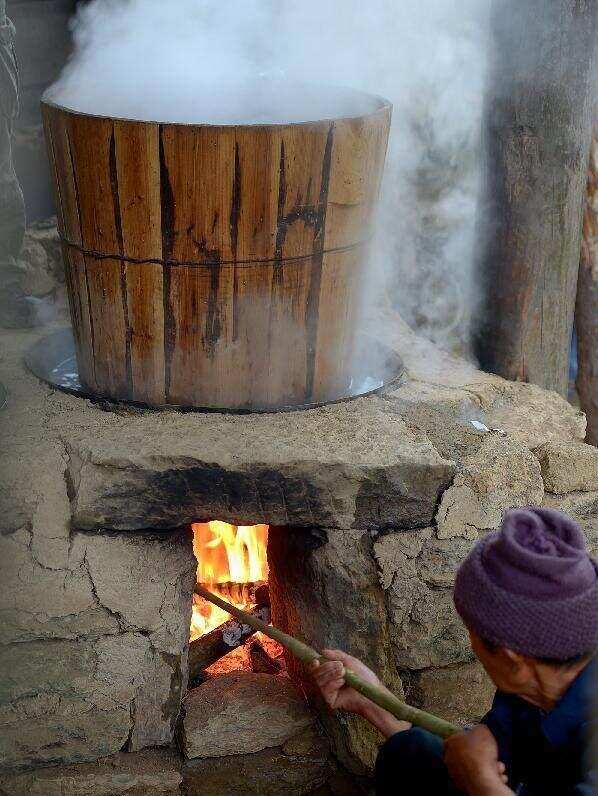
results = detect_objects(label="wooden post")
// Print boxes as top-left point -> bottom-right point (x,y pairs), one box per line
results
474,0 -> 598,397
576,128 -> 598,446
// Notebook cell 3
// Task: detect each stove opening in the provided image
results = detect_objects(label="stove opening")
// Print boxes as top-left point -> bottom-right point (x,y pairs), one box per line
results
190,522 -> 283,679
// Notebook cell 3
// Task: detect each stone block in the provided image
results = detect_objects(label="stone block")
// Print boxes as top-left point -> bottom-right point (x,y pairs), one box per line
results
0,528 -> 119,645
0,530 -> 195,769
476,382 -> 586,451
67,399 -> 455,532
0,687 -> 131,770
410,662 -> 495,725
383,312 -> 586,450
543,491 -> 598,557
16,219 -> 64,299
436,435 -> 544,540
24,218 -> 63,277
183,724 -> 331,796
179,672 -> 313,760
536,440 -> 598,494
373,528 -> 432,589
388,581 -> 471,670
417,535 -> 477,588
18,238 -> 55,296
268,528 -> 402,775
382,381 -> 488,463
0,748 -> 182,795
373,528 -> 474,669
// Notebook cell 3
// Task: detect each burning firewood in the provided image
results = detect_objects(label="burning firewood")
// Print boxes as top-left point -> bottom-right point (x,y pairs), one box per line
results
190,521 -> 269,641
188,588 -> 270,682
210,580 -> 267,606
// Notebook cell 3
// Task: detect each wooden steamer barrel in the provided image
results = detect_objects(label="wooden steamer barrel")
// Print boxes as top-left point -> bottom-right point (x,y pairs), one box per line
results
41,94 -> 391,409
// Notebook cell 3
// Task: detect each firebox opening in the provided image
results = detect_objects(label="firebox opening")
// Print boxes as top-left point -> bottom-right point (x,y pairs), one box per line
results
189,521 -> 284,680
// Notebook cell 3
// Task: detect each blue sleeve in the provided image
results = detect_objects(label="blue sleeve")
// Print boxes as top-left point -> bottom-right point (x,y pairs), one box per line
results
572,769 -> 598,796
481,690 -> 515,766
574,742 -> 598,795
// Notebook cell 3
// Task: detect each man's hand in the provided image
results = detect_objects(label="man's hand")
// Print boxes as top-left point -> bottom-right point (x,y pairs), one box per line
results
310,649 -> 380,713
444,725 -> 514,796
309,649 -> 411,738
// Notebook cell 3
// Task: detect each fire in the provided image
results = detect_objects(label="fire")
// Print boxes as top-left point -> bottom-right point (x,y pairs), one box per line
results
190,521 -> 269,641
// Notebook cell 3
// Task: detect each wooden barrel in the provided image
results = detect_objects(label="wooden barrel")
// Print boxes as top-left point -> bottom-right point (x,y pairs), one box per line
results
41,94 -> 391,409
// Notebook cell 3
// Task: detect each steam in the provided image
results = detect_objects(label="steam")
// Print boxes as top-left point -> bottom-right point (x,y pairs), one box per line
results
48,0 -> 490,357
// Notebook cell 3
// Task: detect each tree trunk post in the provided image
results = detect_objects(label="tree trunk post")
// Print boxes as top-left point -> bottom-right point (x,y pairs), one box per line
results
474,0 -> 598,397
576,128 -> 598,446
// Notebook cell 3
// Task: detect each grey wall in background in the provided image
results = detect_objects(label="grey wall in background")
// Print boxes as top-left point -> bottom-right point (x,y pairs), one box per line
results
8,0 -> 76,220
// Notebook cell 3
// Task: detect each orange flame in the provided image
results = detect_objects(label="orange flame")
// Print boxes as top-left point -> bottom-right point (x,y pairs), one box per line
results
190,521 -> 269,641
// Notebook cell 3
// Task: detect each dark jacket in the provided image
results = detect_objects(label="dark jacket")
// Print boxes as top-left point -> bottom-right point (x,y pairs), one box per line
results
375,658 -> 596,796
482,657 -> 597,795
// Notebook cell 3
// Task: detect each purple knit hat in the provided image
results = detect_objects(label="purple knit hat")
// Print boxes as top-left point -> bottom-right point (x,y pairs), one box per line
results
453,507 -> 598,659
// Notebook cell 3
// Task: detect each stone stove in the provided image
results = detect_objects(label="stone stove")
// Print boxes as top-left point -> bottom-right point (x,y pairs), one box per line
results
1,313 -> 597,795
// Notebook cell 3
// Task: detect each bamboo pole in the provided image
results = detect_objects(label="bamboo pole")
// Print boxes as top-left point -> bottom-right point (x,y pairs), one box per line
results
194,583 -> 459,739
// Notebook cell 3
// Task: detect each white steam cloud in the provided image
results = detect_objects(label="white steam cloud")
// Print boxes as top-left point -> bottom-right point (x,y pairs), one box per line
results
48,0 -> 490,356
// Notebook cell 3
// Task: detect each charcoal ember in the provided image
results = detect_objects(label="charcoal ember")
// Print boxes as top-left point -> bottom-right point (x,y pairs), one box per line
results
248,638 -> 283,674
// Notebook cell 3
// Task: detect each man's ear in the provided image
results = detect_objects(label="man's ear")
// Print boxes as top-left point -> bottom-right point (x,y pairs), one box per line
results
502,648 -> 531,680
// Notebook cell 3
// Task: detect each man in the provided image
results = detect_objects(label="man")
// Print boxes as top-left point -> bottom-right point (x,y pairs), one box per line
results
311,507 -> 597,794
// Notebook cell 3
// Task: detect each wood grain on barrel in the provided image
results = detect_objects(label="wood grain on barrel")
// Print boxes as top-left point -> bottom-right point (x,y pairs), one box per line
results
226,128 -> 282,407
66,113 -> 130,398
312,108 -> 390,400
324,108 -> 391,251
312,247 -> 365,403
42,105 -> 97,391
267,124 -> 330,404
114,120 -> 165,405
43,100 -> 391,409
159,124 -> 238,405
